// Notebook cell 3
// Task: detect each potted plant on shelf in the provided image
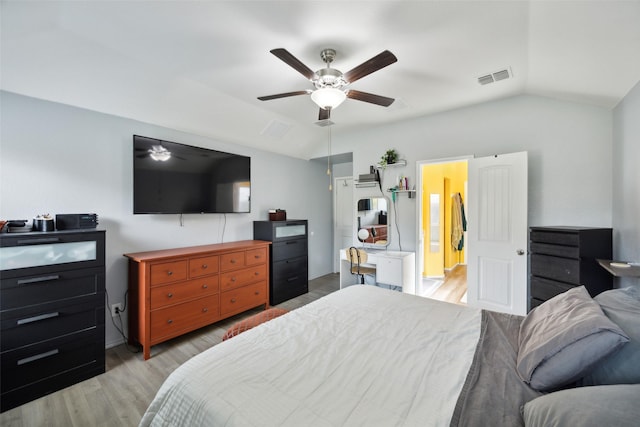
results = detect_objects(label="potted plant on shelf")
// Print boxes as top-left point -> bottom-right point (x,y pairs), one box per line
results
379,149 -> 398,168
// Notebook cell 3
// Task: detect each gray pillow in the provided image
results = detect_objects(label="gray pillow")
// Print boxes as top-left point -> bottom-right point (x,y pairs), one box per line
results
581,286 -> 640,385
517,286 -> 629,391
522,384 -> 640,427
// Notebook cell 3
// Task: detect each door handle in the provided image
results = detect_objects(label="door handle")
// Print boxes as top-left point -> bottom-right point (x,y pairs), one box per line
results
516,249 -> 525,255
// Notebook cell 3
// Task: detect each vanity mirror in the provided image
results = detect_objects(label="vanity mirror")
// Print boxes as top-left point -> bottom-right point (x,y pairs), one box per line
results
356,196 -> 390,247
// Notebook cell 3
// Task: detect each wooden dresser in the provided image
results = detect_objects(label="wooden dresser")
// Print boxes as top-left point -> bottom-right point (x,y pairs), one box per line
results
529,226 -> 612,311
124,240 -> 270,360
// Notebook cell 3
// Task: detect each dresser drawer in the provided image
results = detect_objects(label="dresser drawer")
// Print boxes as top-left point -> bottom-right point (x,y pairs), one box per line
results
272,239 -> 307,262
531,254 -> 580,284
150,260 -> 188,286
1,329 -> 103,394
1,299 -> 102,350
220,280 -> 267,316
273,257 -> 307,281
188,255 -> 219,278
530,276 -> 575,301
530,230 -> 579,246
530,242 -> 580,259
220,251 -> 246,271
245,247 -> 267,266
220,264 -> 267,291
0,267 -> 102,312
150,277 -> 219,309
271,274 -> 308,306
150,295 -> 219,342
220,281 -> 267,316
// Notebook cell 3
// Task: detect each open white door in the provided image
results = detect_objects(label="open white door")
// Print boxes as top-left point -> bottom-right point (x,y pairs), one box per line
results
334,177 -> 354,272
467,152 -> 528,315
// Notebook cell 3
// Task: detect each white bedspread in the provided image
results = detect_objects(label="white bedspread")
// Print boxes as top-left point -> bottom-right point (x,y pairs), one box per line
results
140,285 -> 481,427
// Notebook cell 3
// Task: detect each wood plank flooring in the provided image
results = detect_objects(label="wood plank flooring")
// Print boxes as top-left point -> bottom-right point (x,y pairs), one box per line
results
0,274 -> 340,427
428,264 -> 468,305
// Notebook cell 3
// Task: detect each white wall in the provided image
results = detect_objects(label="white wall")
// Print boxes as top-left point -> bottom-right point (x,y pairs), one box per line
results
0,91 -> 333,347
613,81 -> 640,288
312,95 -> 613,252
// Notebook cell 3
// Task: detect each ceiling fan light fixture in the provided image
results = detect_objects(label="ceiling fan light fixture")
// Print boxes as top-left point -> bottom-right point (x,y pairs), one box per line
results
311,88 -> 347,110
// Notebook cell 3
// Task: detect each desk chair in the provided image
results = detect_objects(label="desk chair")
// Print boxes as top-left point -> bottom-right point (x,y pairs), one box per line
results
346,247 -> 376,284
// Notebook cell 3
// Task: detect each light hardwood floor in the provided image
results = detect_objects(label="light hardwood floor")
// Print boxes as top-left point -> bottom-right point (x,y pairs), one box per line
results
0,274 -> 340,427
428,264 -> 468,305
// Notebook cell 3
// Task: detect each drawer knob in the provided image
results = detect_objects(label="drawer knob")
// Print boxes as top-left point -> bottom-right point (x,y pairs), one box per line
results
202,264 -> 208,269
255,255 -> 260,259
230,259 -> 237,264
231,298 -> 237,303
167,319 -> 173,324
202,307 -> 208,313
167,293 -> 173,298
231,277 -> 236,282
255,271 -> 259,275
202,284 -> 208,289
254,291 -> 260,295
167,271 -> 173,276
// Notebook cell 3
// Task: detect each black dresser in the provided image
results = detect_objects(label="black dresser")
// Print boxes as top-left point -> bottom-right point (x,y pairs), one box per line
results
0,229 -> 105,412
253,220 -> 308,305
529,226 -> 612,311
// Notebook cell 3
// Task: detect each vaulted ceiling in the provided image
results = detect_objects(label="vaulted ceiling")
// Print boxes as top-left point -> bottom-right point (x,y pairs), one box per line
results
2,1 -> 639,159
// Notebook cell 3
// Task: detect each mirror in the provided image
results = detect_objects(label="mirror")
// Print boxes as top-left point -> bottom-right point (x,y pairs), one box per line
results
356,197 -> 390,247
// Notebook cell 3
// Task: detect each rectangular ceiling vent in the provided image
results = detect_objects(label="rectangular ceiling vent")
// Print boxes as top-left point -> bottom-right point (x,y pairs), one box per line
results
261,119 -> 292,138
478,67 -> 513,85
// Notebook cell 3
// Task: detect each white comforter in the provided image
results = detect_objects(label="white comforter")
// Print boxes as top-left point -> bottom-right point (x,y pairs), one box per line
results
140,285 -> 481,427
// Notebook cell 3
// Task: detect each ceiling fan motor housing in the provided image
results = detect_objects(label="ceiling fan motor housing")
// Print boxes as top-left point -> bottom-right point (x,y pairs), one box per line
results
314,68 -> 346,89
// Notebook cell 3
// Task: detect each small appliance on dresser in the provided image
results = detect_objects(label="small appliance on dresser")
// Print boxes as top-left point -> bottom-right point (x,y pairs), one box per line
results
529,226 -> 612,312
253,220 -> 308,305
0,229 -> 106,412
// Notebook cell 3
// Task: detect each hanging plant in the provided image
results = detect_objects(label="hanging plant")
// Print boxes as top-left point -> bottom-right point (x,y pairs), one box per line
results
379,149 -> 398,168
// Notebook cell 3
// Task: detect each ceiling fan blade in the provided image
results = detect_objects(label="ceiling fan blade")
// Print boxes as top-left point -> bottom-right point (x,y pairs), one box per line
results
318,107 -> 331,121
258,90 -> 311,101
343,50 -> 397,84
270,48 -> 316,80
347,90 -> 395,107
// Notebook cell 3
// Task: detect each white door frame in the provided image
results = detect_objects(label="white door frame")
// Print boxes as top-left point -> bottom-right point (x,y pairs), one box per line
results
333,176 -> 354,273
415,156 -> 473,292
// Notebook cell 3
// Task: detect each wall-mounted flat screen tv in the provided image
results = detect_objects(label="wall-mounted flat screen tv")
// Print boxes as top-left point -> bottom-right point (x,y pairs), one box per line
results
133,135 -> 251,214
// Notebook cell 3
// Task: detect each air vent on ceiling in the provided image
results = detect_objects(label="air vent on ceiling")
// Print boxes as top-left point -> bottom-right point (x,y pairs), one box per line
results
261,119 -> 292,138
478,67 -> 513,85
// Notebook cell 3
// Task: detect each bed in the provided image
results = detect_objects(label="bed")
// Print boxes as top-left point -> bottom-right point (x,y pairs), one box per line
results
140,284 -> 640,427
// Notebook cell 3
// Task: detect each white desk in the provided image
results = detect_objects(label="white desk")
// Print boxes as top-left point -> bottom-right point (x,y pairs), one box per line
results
339,248 -> 416,294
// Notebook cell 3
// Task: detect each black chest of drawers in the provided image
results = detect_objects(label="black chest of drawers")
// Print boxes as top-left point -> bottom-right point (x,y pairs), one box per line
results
529,226 -> 612,311
0,229 -> 105,412
253,220 -> 308,305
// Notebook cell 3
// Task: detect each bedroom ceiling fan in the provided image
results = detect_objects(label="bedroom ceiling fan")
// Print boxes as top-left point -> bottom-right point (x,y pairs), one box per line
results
258,48 -> 398,121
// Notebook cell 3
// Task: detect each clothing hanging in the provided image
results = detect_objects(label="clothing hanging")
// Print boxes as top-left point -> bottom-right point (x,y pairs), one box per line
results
451,193 -> 467,251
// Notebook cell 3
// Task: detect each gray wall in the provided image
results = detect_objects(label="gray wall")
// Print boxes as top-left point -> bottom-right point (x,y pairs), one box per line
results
613,81 -> 640,288
310,94 -> 614,253
0,91 -> 333,347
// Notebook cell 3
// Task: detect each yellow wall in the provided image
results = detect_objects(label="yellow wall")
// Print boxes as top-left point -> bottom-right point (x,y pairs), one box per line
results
422,161 -> 468,277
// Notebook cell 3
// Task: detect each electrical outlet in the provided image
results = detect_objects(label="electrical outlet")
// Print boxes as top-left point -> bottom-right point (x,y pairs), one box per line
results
111,302 -> 124,317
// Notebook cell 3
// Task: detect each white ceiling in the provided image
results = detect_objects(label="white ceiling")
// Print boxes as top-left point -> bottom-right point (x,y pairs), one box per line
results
2,1 -> 639,160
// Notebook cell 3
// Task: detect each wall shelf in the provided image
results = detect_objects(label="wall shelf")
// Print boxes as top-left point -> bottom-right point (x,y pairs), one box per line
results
378,159 -> 407,169
355,181 -> 379,188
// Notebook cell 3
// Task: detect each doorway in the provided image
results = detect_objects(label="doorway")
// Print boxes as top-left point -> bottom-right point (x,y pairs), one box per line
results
417,158 -> 470,304
333,176 -> 354,272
